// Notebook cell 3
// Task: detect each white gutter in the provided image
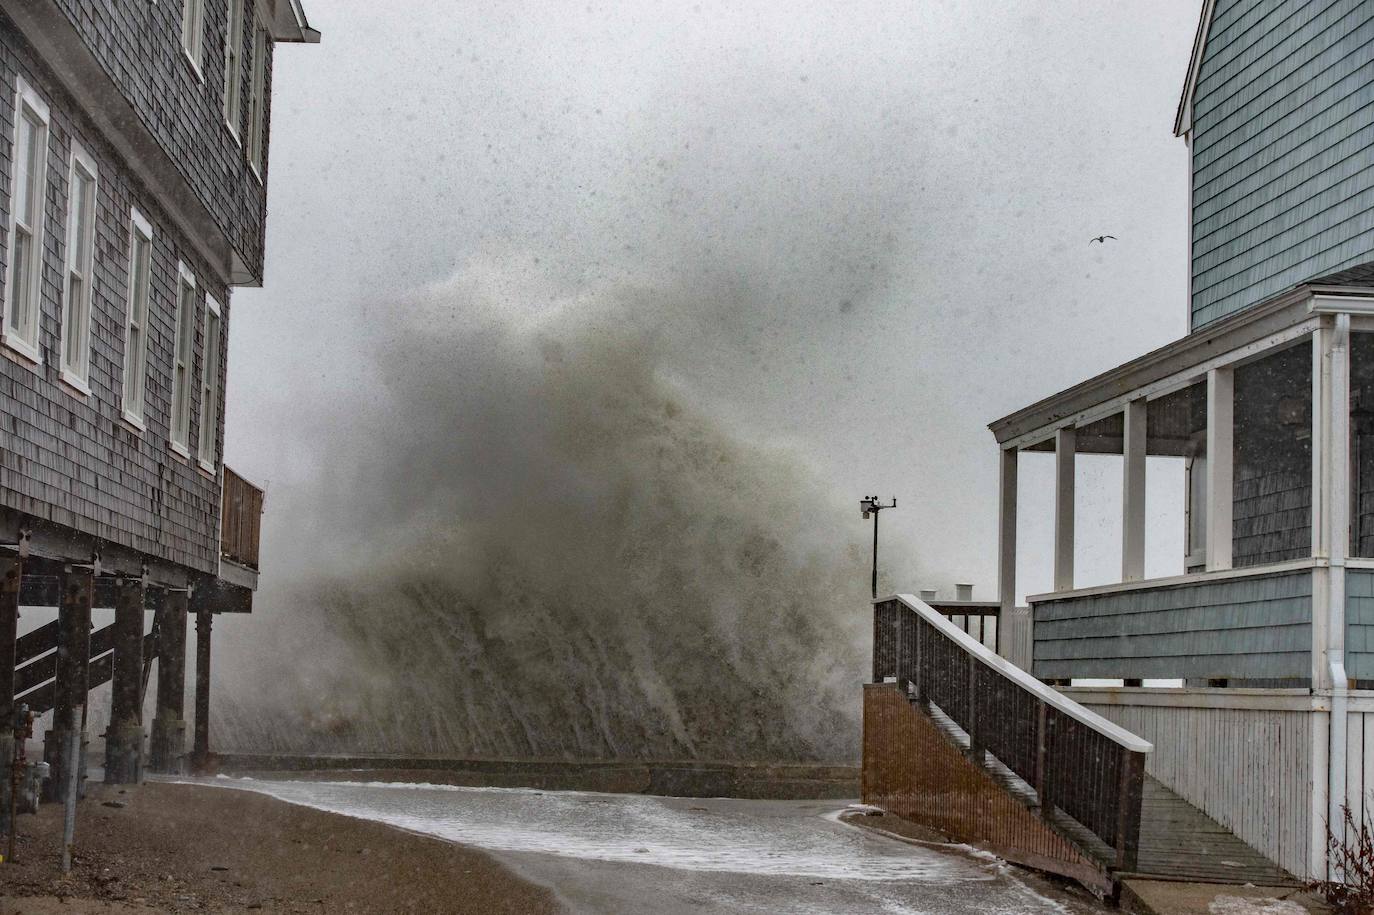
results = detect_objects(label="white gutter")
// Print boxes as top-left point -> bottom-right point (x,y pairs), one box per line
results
1328,312 -> 1351,874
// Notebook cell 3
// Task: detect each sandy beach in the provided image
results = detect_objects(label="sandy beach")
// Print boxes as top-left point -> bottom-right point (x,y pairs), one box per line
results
0,781 -> 560,914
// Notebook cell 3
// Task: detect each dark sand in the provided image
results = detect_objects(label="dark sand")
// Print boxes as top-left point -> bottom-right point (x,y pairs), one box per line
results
0,781 -> 561,914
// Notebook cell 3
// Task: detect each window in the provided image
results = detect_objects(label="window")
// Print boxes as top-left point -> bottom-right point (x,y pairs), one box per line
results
246,23 -> 268,175
181,0 -> 205,77
59,142 -> 98,391
223,0 -> 245,139
197,295 -> 222,471
121,208 -> 153,427
170,261 -> 198,454
4,77 -> 49,363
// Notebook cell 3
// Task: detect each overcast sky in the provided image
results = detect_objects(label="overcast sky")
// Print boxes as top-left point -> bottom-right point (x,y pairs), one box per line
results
227,0 -> 1201,608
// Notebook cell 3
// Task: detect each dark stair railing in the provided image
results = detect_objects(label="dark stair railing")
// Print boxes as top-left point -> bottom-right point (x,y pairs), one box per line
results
874,593 -> 1151,871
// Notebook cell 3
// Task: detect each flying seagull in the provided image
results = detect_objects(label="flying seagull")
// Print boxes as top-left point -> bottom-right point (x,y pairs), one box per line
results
1090,235 -> 1117,244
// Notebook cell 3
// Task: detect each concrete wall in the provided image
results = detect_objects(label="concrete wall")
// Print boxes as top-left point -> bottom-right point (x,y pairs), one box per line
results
1191,0 -> 1374,329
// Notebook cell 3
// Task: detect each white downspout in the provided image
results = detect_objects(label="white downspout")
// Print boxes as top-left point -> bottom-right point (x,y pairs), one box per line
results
1329,311 -> 1351,875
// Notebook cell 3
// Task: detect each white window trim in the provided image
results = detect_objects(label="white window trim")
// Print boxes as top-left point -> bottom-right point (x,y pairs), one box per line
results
246,22 -> 267,181
169,260 -> 196,457
58,140 -> 98,393
197,293 -> 222,474
3,77 -> 49,367
120,207 -> 154,431
181,0 -> 206,81
222,0 -> 245,143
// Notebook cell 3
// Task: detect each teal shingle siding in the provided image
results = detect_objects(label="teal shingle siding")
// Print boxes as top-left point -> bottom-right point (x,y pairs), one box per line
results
1032,570 -> 1312,680
1190,0 -> 1374,329
1346,569 -> 1374,680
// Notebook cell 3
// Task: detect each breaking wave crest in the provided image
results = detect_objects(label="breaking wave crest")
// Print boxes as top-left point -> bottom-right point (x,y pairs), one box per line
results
216,277 -> 901,762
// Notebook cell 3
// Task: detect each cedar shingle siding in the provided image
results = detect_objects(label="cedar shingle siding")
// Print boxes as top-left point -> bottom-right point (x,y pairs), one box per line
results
49,0 -> 272,278
1190,0 -> 1374,329
0,8 -> 254,575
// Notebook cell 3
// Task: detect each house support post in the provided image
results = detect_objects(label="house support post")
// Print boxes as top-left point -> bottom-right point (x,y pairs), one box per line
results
43,567 -> 92,803
998,446 -> 1018,658
149,589 -> 188,774
1054,427 -> 1076,592
0,557 -> 21,835
104,576 -> 146,784
1122,399 -> 1147,582
1206,367 -> 1234,571
1322,314 -> 1352,876
191,608 -> 212,774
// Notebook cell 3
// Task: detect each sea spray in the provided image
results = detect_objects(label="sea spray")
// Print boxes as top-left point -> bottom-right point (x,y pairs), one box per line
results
215,276 -> 916,762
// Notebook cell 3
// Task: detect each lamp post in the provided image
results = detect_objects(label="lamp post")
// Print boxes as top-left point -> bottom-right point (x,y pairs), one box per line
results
860,496 -> 897,600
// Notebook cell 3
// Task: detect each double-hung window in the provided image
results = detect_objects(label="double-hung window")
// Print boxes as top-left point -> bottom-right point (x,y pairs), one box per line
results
197,295 -> 222,471
4,78 -> 49,363
170,262 -> 197,455
223,0 -> 245,139
181,0 -> 205,77
121,209 -> 153,428
59,142 -> 98,391
246,23 -> 268,175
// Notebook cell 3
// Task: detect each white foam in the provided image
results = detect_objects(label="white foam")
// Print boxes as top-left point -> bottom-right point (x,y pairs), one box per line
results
199,778 -> 988,883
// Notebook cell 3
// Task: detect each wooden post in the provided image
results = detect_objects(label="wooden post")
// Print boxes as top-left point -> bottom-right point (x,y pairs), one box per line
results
1035,700 -> 1051,816
104,576 -> 145,783
0,556 -> 20,834
191,608 -> 212,773
150,589 -> 188,773
43,567 -> 92,803
1122,398 -> 1147,582
1206,367 -> 1234,571
1054,428 -> 1076,592
998,446 -> 1018,618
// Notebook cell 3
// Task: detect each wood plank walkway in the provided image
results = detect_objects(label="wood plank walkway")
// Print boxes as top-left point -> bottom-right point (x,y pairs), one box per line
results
1127,777 -> 1298,886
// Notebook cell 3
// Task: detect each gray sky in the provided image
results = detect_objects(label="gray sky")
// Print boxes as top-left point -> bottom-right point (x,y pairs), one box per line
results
228,0 -> 1200,607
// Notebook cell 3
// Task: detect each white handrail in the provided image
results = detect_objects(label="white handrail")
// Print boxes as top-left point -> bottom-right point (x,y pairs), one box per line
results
883,593 -> 1154,754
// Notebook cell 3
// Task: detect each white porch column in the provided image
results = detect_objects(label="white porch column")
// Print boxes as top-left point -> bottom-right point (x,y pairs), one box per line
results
1054,427 -> 1075,592
1122,398 -> 1147,582
1205,367 -> 1234,572
998,446 -> 1017,615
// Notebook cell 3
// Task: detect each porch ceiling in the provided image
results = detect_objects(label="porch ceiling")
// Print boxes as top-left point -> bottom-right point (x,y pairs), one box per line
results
990,280 -> 1374,451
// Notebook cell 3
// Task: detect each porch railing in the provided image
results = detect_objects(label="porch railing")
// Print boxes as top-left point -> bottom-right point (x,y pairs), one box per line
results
873,593 -> 1151,870
221,466 -> 264,570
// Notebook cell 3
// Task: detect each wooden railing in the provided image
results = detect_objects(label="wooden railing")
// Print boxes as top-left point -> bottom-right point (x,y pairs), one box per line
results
874,593 -> 1150,870
221,466 -> 264,570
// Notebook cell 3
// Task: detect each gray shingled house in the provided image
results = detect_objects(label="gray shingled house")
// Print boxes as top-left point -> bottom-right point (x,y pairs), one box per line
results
0,0 -> 316,820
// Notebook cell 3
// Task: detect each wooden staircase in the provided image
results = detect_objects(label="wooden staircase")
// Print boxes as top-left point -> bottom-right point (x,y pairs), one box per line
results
866,594 -> 1297,895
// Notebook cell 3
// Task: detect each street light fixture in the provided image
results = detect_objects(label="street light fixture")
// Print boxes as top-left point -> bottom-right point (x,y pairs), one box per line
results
860,496 -> 897,600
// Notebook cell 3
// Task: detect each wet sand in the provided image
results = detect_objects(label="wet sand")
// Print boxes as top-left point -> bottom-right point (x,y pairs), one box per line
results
0,781 -> 560,914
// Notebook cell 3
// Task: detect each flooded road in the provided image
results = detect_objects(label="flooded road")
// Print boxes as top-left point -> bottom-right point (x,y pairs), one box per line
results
203,778 -> 1108,914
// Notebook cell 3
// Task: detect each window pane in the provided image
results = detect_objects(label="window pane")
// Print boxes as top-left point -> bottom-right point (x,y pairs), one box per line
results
11,228 -> 31,339
63,273 -> 84,368
123,233 -> 152,415
71,171 -> 93,269
14,114 -> 35,226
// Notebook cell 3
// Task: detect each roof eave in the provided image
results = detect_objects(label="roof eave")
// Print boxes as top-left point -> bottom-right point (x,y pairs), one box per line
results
259,0 -> 320,44
1174,0 -> 1215,138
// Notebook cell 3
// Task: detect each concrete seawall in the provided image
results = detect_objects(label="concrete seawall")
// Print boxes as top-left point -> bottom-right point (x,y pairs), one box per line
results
213,754 -> 860,800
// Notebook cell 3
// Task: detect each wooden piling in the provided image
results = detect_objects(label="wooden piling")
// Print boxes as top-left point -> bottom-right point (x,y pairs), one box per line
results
191,609 -> 212,774
0,556 -> 21,834
149,589 -> 188,774
104,576 -> 146,783
43,566 -> 92,803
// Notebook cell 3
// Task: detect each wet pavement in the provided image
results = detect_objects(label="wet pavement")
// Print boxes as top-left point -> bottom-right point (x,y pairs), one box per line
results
207,777 -> 1110,914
